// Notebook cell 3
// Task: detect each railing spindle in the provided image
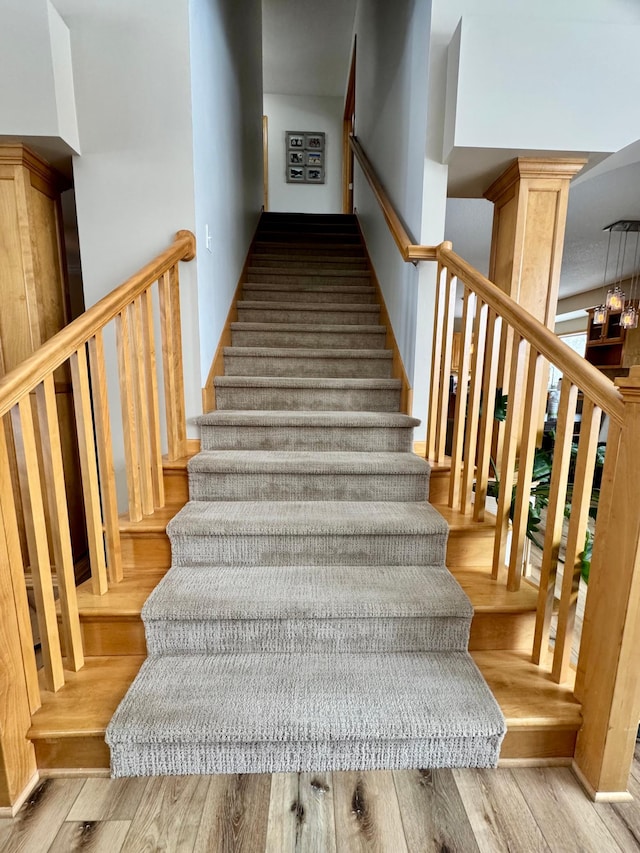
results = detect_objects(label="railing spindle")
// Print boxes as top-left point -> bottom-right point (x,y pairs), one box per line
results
492,335 -> 529,579
474,312 -> 502,523
426,261 -> 445,460
0,417 -> 40,710
449,288 -> 475,508
70,346 -> 109,596
87,331 -> 123,583
158,266 -> 187,461
34,376 -> 83,671
140,288 -> 165,508
11,398 -> 64,692
130,299 -> 154,515
552,397 -> 601,683
116,308 -> 143,522
461,300 -> 488,514
434,270 -> 457,463
532,381 -> 579,666
508,349 -> 546,591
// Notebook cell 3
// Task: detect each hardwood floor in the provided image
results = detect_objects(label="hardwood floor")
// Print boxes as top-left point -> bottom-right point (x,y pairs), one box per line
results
3,753 -> 640,852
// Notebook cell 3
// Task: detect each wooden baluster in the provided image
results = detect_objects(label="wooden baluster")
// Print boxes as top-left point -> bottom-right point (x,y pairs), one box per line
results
158,266 -> 187,461
449,288 -> 475,508
426,262 -> 445,460
573,368 -> 640,796
140,288 -> 165,508
434,270 -> 457,463
552,397 -> 601,683
70,346 -> 109,596
474,312 -> 502,523
0,417 -> 40,711
116,308 -> 142,522
573,419 -> 621,702
532,381 -> 579,666
87,330 -> 123,583
461,300 -> 488,514
10,398 -> 64,692
34,375 -> 84,671
130,299 -> 154,515
492,335 -> 529,580
507,349 -> 546,591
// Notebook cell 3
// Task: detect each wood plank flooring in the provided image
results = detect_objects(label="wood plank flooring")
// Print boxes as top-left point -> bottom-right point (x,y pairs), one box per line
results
3,753 -> 640,852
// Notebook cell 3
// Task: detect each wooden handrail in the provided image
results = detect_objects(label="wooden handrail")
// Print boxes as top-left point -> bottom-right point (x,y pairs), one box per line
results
350,132 -> 622,422
0,230 -> 196,418
349,136 -> 437,263
438,245 -> 624,424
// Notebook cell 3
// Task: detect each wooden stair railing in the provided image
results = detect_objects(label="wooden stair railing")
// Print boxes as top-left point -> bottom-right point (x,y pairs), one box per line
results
351,134 -> 640,798
0,231 -> 195,768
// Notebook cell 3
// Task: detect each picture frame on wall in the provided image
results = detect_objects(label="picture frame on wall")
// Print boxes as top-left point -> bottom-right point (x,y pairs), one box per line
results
286,131 -> 326,184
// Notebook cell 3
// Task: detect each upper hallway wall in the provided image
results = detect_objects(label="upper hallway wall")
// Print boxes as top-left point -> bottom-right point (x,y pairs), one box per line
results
352,0 -> 432,385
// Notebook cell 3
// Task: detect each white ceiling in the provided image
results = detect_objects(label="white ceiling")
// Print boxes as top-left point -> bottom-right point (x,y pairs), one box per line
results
262,0 -> 356,97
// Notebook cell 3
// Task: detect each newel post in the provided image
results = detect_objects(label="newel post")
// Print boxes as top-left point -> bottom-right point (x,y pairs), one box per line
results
573,366 -> 640,799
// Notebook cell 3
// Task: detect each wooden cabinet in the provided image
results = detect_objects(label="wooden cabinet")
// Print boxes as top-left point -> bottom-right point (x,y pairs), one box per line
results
585,305 -> 640,378
0,144 -> 87,577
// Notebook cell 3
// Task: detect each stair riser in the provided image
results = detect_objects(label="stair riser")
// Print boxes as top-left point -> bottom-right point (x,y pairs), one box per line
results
200,425 -> 415,452
231,329 -> 387,349
122,529 -> 486,573
257,233 -> 362,245
109,736 -> 502,778
223,354 -> 393,378
253,244 -> 365,257
168,532 -> 448,567
250,258 -> 368,270
237,307 -> 380,325
213,385 -> 401,412
145,617 -> 470,655
188,471 -> 429,502
246,272 -> 371,285
242,289 -> 377,304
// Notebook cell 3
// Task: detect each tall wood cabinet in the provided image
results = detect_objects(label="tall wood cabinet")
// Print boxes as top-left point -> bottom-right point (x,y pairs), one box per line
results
0,144 -> 87,576
585,304 -> 640,380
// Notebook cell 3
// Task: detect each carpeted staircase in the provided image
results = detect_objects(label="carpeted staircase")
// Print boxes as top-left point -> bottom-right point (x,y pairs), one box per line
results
107,212 -> 506,777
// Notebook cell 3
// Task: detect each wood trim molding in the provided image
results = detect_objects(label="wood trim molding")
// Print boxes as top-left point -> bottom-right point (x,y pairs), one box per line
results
484,157 -> 587,202
0,144 -> 70,193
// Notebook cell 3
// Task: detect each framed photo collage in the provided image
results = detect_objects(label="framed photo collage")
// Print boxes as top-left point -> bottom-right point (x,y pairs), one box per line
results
286,131 -> 325,184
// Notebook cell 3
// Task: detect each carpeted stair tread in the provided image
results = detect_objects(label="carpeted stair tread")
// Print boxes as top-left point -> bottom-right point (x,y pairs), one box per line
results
242,284 -> 376,304
188,450 -> 428,476
236,301 -> 380,326
222,346 -> 392,360
230,323 -> 387,350
167,500 -> 448,537
143,565 -> 472,622
197,410 -> 420,452
246,267 -> 370,278
214,376 -> 400,390
196,410 -> 419,428
106,652 -> 505,776
187,450 -> 430,501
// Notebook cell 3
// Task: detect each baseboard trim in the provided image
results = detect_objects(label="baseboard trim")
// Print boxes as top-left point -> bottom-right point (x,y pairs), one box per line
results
39,768 -> 111,779
0,771 -> 40,818
571,759 -> 633,802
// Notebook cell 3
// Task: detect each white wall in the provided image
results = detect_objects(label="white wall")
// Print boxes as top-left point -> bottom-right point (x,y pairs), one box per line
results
444,16 -> 640,159
264,94 -> 343,213
190,0 -> 264,384
352,0 -> 432,435
0,0 -> 79,150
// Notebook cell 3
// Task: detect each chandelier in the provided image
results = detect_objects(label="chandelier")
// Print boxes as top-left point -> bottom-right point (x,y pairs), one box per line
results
593,220 -> 640,329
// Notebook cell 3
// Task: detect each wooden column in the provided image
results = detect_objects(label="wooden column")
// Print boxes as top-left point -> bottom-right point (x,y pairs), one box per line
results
484,157 -> 586,327
573,367 -> 640,799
